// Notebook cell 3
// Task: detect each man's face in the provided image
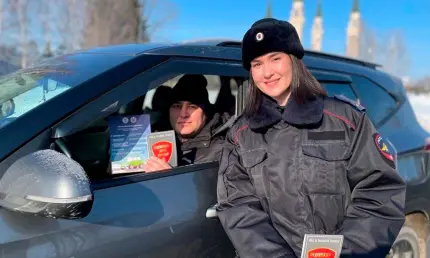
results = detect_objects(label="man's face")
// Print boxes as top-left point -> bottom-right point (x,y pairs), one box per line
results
169,101 -> 207,137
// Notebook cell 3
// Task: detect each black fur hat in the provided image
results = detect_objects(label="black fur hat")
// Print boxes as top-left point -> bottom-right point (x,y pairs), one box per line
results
241,18 -> 304,71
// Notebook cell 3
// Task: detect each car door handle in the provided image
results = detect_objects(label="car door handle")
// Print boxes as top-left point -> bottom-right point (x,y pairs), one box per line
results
206,205 -> 217,218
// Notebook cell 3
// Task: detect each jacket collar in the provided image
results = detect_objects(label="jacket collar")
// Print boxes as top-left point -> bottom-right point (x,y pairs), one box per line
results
180,112 -> 229,151
249,93 -> 324,130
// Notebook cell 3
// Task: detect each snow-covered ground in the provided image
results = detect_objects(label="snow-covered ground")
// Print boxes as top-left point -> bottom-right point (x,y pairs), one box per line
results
407,93 -> 430,132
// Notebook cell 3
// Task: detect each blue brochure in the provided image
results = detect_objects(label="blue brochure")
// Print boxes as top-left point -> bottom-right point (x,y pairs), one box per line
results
108,114 -> 151,174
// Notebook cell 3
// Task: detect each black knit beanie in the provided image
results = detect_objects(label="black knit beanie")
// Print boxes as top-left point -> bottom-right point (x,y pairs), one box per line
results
171,74 -> 213,116
241,18 -> 305,71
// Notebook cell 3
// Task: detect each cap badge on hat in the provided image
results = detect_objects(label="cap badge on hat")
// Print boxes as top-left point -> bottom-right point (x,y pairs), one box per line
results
256,32 -> 264,42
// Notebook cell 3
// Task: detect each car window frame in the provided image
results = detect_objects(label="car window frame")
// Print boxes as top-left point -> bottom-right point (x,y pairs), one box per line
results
321,81 -> 358,101
52,58 -> 247,138
349,74 -> 400,127
51,57 -> 248,189
397,150 -> 430,185
309,69 -> 360,101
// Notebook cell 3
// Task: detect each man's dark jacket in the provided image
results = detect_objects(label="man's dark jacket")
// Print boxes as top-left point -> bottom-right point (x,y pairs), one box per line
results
216,94 -> 406,258
178,112 -> 231,165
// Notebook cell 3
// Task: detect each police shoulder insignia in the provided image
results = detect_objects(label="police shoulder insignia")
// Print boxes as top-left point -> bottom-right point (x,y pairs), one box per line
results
333,94 -> 366,111
373,133 -> 395,168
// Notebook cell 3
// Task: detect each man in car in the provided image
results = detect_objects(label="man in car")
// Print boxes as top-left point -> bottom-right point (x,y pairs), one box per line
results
143,74 -> 231,172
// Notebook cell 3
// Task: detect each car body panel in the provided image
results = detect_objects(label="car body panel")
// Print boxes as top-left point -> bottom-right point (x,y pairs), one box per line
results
74,43 -> 175,56
0,164 -> 234,257
145,45 -> 242,62
379,101 -> 430,154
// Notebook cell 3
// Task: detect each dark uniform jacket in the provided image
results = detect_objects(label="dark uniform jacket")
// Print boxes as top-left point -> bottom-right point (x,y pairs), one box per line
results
216,94 -> 406,258
178,112 -> 231,166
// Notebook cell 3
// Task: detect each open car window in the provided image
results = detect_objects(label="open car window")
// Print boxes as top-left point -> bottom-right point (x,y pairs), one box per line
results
57,73 -> 242,182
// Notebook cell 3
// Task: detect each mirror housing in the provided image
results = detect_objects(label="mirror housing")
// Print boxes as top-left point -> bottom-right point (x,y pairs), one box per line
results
0,149 -> 93,219
0,99 -> 15,119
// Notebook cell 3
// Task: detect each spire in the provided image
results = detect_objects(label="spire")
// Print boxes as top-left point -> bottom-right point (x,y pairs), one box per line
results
316,0 -> 322,17
289,0 -> 305,42
312,0 -> 323,51
352,0 -> 359,13
265,0 -> 272,18
42,40 -> 53,58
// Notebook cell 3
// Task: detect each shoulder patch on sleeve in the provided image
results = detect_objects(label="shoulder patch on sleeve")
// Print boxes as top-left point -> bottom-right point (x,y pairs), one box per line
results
334,94 -> 366,111
373,133 -> 395,168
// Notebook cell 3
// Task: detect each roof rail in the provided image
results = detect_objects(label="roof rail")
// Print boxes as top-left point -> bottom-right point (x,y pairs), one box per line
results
304,49 -> 382,69
216,41 -> 242,47
216,40 -> 382,69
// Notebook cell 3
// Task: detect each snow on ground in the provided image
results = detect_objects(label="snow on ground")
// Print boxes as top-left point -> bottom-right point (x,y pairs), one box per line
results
407,93 -> 430,132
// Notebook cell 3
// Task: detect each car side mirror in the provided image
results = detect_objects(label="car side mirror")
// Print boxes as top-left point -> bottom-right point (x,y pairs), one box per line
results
0,149 -> 93,220
0,99 -> 15,119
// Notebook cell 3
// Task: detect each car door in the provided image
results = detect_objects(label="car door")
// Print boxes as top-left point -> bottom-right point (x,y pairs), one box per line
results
0,57 -> 247,258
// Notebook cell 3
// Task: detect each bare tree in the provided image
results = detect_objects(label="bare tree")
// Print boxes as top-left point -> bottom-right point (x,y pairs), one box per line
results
141,0 -> 177,41
82,0 -> 177,48
52,0 -> 86,53
38,0 -> 53,58
8,0 -> 30,68
381,30 -> 410,77
359,21 -> 378,63
0,0 -> 3,40
40,0 -> 50,45
16,0 -> 27,68
358,22 -> 411,78
405,76 -> 430,94
82,0 -> 141,48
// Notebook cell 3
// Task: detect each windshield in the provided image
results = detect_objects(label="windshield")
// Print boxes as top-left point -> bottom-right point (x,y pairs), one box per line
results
0,51 -> 136,130
0,64 -> 73,128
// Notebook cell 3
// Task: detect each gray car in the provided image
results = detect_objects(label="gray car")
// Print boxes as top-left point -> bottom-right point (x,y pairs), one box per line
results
0,41 -> 428,257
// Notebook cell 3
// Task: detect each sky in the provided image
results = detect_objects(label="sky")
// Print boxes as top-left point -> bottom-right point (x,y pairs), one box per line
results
150,0 -> 430,81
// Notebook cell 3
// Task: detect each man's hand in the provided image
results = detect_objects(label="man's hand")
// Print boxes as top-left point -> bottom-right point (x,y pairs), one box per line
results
143,156 -> 172,173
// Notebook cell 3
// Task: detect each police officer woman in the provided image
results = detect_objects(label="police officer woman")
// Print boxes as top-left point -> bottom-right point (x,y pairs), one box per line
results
216,18 -> 406,258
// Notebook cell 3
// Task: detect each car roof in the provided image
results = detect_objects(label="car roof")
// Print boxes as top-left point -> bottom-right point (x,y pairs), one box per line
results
61,39 -> 405,102
150,39 -> 382,69
139,39 -> 403,95
77,39 -> 381,68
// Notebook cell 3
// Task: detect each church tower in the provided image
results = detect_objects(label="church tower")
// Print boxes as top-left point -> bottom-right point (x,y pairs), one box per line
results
289,0 -> 305,43
311,1 -> 323,51
346,0 -> 361,58
265,0 -> 273,18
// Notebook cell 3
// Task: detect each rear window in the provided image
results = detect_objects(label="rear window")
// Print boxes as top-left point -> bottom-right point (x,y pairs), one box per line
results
352,76 -> 398,126
322,82 -> 358,101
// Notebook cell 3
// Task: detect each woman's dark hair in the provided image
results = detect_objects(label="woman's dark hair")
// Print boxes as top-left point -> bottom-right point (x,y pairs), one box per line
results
243,54 -> 328,117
